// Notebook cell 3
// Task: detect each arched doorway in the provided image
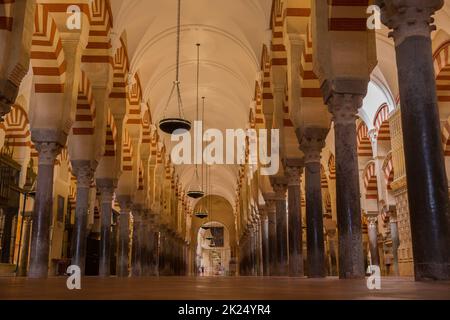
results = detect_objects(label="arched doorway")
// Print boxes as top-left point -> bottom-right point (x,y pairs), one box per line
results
196,221 -> 231,276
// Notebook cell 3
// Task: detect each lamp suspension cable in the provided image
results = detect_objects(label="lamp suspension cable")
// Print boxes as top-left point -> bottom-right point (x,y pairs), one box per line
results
159,0 -> 191,134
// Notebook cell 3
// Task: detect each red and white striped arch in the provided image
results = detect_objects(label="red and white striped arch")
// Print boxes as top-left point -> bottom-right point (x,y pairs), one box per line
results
127,77 -> 142,126
122,128 -> 133,172
328,154 -> 336,181
321,164 -> 328,189
382,152 -> 394,191
73,71 -> 96,136
2,104 -> 30,148
300,22 -> 323,106
434,41 -> 450,104
109,40 -> 129,100
254,83 -> 265,129
103,108 -> 117,157
328,0 -> 370,32
434,42 -> 450,155
138,161 -> 144,191
82,0 -> 113,65
31,4 -> 66,94
0,0 -> 14,31
357,119 -> 373,157
373,103 -> 391,142
261,45 -> 273,118
363,162 -> 378,201
142,108 -> 151,144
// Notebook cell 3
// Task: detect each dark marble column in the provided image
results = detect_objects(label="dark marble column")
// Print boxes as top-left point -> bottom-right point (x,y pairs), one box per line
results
324,82 -> 366,279
259,208 -> 270,276
367,216 -> 380,266
149,218 -> 159,276
140,211 -> 150,276
390,210 -> 400,276
271,178 -> 289,276
299,127 -> 328,278
29,141 -> 62,278
116,195 -> 132,277
285,158 -> 305,277
1,209 -> 15,263
97,178 -> 115,277
70,160 -> 95,274
18,214 -> 32,277
131,205 -> 143,277
378,0 -> 450,280
264,196 -> 277,276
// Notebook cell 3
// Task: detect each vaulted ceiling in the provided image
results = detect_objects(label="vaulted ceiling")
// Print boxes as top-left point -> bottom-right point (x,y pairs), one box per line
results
110,0 -> 273,206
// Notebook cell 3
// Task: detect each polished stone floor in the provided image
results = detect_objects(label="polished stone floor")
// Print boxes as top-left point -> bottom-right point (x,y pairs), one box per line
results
0,276 -> 450,300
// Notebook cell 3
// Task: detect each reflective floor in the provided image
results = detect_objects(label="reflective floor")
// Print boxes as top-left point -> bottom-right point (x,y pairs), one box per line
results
1,277 -> 450,300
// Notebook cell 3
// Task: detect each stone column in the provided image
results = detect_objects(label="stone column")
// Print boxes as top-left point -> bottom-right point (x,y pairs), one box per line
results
390,209 -> 400,276
0,209 -> 15,263
131,205 -> 143,277
264,196 -> 277,276
299,128 -> 328,278
18,214 -> 32,277
29,141 -> 62,278
285,158 -> 305,277
324,82 -> 366,279
97,179 -> 115,277
259,208 -> 270,276
116,195 -> 132,277
70,161 -> 94,273
367,215 -> 380,266
140,211 -> 150,276
378,0 -> 450,280
271,178 -> 289,276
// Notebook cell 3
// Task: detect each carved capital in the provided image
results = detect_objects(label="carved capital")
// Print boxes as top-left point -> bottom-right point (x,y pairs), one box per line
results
284,158 -> 304,186
377,0 -> 443,46
366,215 -> 379,228
72,160 -> 96,188
297,127 -> 328,164
328,93 -> 364,125
271,177 -> 288,199
116,195 -> 132,213
262,193 -> 277,214
35,142 -> 62,166
97,178 -> 116,204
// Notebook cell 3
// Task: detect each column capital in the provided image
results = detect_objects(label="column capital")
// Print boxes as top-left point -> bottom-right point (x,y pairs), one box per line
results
377,0 -> 443,46
262,193 -> 277,214
366,214 -> 379,228
34,141 -> 63,166
297,127 -> 328,164
327,93 -> 364,125
97,178 -> 116,203
270,177 -> 288,199
284,158 -> 304,186
116,195 -> 132,213
72,160 -> 96,188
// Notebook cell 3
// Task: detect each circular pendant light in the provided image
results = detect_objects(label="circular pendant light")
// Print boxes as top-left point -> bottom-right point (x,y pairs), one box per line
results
195,211 -> 208,219
187,44 -> 205,199
159,0 -> 191,134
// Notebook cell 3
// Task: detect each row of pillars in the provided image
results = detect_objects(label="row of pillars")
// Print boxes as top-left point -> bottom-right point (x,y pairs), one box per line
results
24,145 -> 188,278
240,1 -> 450,279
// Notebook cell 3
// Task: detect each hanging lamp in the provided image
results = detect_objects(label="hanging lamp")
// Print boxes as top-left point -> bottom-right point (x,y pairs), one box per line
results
159,0 -> 191,134
205,164 -> 215,241
187,44 -> 205,199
